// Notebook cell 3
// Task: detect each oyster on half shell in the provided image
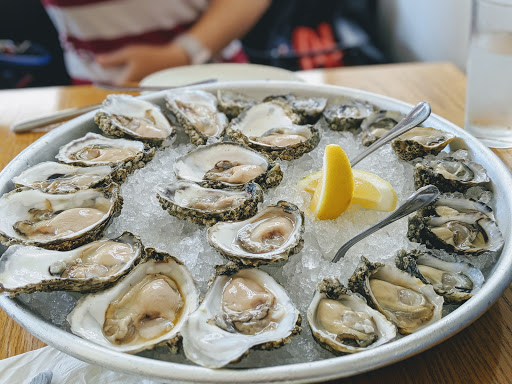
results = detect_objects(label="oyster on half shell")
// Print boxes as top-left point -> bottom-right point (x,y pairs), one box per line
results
181,266 -> 301,368
226,99 -> 321,161
174,142 -> 282,189
95,94 -> 175,146
157,181 -> 263,226
207,201 -> 305,265
360,110 -> 405,146
263,94 -> 328,124
392,127 -> 455,161
12,162 -> 115,193
165,89 -> 228,145
307,278 -> 396,354
395,249 -> 484,303
67,252 -> 198,353
348,257 -> 444,335
0,232 -> 143,296
323,97 -> 374,131
0,184 -> 122,250
407,195 -> 504,254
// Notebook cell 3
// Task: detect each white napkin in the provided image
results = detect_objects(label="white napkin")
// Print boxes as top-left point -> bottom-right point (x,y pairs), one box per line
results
0,347 -> 164,384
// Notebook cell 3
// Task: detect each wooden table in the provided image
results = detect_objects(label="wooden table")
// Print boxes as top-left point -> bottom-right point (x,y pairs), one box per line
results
1,62 -> 511,383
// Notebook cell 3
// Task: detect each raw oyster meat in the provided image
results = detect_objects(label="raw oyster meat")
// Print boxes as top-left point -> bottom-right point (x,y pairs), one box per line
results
181,266 -> 301,368
226,99 -> 321,160
95,94 -> 175,146
414,153 -> 490,192
0,232 -> 143,296
407,195 -> 504,254
263,94 -> 328,124
57,132 -> 155,178
360,110 -> 405,146
0,184 -> 122,250
174,142 -> 282,189
323,97 -> 374,131
156,181 -> 263,226
68,252 -> 198,353
349,257 -> 444,335
217,90 -> 257,119
307,278 -> 396,354
392,127 -> 455,161
395,249 -> 484,303
12,161 -> 114,193
165,89 -> 228,145
208,201 -> 304,265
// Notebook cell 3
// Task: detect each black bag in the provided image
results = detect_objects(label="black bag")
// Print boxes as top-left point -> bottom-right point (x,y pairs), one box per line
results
242,0 -> 387,71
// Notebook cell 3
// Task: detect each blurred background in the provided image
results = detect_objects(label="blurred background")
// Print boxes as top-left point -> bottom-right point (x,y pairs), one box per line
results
0,0 -> 471,89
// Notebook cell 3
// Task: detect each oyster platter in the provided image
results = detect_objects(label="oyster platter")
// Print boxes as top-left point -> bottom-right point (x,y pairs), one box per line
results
0,81 -> 511,383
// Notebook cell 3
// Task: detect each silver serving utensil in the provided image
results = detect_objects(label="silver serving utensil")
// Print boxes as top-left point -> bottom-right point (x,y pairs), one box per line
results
350,101 -> 431,167
10,78 -> 217,133
28,370 -> 53,384
331,185 -> 440,263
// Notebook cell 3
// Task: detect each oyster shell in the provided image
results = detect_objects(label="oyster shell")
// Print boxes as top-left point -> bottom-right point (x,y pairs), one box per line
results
226,100 -> 321,160
57,132 -> 155,178
263,94 -> 328,124
407,195 -> 504,254
348,257 -> 444,335
0,232 -> 143,296
392,127 -> 455,161
174,142 -> 283,189
156,181 -> 263,226
414,153 -> 490,192
360,110 -> 405,146
12,161 -> 115,193
207,201 -> 305,265
323,98 -> 374,131
307,278 -> 396,354
395,249 -> 484,303
217,90 -> 257,119
95,94 -> 175,146
67,252 -> 198,353
165,89 -> 228,145
0,184 -> 122,250
181,266 -> 301,368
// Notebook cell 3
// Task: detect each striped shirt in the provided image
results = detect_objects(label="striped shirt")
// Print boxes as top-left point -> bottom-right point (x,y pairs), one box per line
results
42,0 -> 247,84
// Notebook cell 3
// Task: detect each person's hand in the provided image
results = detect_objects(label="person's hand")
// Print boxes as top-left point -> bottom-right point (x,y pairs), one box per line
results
95,43 -> 190,84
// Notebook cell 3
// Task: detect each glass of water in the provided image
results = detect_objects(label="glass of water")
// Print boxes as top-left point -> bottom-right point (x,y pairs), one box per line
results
465,0 -> 512,148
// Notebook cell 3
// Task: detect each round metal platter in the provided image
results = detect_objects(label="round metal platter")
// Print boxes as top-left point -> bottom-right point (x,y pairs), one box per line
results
1,81 -> 511,383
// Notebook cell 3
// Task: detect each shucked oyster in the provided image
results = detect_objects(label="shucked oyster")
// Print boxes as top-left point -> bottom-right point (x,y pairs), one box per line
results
165,89 -> 228,145
12,161 -> 115,193
0,184 -> 122,250
0,232 -> 143,296
181,266 -> 301,368
217,90 -> 257,119
348,257 -> 444,335
95,94 -> 175,146
57,132 -> 155,178
68,252 -> 198,353
226,100 -> 321,160
174,142 -> 283,189
157,181 -> 263,226
263,94 -> 328,124
392,127 -> 455,161
395,249 -> 484,303
323,97 -> 374,131
407,195 -> 504,254
413,152 -> 490,192
360,110 -> 405,146
208,201 -> 305,265
307,278 -> 396,354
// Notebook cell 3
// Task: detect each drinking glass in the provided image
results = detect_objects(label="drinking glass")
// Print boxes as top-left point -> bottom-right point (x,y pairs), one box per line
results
465,0 -> 512,148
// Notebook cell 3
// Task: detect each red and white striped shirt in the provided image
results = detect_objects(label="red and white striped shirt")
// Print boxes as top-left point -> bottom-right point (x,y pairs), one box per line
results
42,0 -> 247,84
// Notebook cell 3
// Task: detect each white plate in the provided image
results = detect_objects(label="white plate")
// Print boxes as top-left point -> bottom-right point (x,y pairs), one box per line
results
140,63 -> 302,87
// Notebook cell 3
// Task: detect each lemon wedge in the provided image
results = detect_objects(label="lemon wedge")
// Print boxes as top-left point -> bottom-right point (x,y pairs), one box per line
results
307,144 -> 353,220
299,163 -> 397,215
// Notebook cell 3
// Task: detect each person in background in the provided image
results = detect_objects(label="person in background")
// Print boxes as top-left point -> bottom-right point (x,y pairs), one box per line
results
42,0 -> 270,85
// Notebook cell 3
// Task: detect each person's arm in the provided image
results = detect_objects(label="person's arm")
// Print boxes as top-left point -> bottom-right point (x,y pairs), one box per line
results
96,0 -> 270,84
